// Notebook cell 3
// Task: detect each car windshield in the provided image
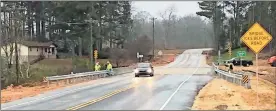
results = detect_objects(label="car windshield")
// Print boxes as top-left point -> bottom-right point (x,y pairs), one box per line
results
230,58 -> 238,61
137,63 -> 150,68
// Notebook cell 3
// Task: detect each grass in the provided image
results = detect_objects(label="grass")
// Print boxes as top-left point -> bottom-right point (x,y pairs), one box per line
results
213,47 -> 255,64
2,56 -> 132,88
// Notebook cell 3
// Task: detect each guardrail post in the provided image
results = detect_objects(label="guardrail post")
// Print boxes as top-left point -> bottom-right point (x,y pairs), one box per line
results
247,75 -> 252,89
239,79 -> 242,86
243,74 -> 251,89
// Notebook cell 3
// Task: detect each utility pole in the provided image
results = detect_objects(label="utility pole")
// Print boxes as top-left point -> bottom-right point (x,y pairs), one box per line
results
90,2 -> 94,69
214,2 -> 220,53
214,2 -> 218,50
204,27 -> 207,48
90,21 -> 94,68
152,17 -> 156,57
0,3 -> 2,83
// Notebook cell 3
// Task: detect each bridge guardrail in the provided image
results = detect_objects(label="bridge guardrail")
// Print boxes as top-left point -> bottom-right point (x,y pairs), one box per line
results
212,62 -> 251,89
45,67 -> 133,86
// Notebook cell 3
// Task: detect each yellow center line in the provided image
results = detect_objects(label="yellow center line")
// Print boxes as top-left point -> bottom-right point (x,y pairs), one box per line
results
66,76 -> 163,110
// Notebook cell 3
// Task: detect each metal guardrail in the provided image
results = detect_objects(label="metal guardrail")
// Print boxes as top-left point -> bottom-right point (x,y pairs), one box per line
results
44,67 -> 133,86
212,62 -> 251,89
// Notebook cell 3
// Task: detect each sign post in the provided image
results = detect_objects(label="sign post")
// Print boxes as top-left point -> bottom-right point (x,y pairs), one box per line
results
237,51 -> 246,66
218,50 -> 221,65
240,22 -> 273,109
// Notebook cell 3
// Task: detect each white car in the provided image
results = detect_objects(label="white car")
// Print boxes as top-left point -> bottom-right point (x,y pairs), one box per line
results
134,63 -> 154,77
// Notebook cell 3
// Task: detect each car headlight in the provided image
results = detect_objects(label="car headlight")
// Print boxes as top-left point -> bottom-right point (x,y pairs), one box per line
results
147,69 -> 152,73
134,69 -> 139,73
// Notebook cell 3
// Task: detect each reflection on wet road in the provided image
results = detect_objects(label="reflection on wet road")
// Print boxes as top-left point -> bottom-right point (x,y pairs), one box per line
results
1,48 -> 214,110
79,74 -> 212,110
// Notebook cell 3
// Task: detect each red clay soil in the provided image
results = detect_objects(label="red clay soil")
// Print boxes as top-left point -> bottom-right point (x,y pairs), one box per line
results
1,78 -> 106,103
1,84 -> 66,103
151,55 -> 177,66
192,77 -> 276,110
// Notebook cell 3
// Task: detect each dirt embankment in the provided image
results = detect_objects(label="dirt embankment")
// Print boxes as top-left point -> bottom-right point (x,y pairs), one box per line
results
207,51 -> 275,85
192,53 -> 275,110
218,59 -> 276,85
151,49 -> 184,66
192,77 -> 276,110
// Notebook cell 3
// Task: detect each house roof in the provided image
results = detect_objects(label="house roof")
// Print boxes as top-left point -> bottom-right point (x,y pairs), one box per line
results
21,41 -> 57,47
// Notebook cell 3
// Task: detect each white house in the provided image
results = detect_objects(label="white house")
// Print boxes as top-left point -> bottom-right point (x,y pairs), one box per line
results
1,41 -> 57,64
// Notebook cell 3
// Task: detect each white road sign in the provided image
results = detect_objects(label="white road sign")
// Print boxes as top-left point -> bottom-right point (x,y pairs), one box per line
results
158,50 -> 163,56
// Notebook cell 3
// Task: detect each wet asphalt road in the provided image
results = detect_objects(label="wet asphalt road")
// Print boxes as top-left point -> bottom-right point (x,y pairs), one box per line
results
1,48 -> 213,110
78,74 -> 212,110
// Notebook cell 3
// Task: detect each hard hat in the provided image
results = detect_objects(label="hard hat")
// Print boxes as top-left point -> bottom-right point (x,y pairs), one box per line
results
107,61 -> 110,63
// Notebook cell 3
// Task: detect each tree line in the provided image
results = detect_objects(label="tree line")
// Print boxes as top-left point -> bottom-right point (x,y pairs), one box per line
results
1,1 -> 132,55
196,1 -> 276,53
131,6 -> 215,50
0,1 -> 133,86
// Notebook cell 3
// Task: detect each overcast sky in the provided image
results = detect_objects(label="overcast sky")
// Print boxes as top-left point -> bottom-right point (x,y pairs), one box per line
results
131,1 -> 202,20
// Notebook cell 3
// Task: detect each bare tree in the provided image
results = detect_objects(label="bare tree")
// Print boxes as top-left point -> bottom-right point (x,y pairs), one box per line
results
1,2 -> 28,85
110,48 -> 128,67
159,5 -> 177,49
124,35 -> 152,61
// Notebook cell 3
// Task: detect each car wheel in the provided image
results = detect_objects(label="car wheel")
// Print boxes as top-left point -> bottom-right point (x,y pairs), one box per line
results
272,61 -> 276,67
135,75 -> 139,77
150,74 -> 154,77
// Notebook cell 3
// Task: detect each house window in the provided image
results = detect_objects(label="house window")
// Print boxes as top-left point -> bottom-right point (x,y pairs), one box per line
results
29,48 -> 32,51
45,48 -> 47,52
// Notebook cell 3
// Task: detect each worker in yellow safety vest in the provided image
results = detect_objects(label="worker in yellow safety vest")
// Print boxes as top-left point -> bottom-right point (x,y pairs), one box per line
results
106,61 -> 113,71
106,61 -> 113,76
95,62 -> 101,71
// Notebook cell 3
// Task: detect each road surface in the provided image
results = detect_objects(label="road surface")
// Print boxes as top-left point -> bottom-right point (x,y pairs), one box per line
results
1,48 -> 213,110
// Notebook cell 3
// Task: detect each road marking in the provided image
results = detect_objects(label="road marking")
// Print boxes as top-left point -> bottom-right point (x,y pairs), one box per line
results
159,54 -> 202,110
66,75 -> 164,110
66,86 -> 133,110
1,75 -> 133,110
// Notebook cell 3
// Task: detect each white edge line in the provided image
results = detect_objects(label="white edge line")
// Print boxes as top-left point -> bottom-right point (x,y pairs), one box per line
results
159,53 -> 202,110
